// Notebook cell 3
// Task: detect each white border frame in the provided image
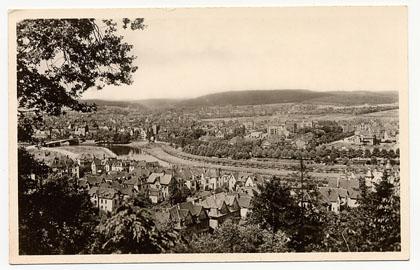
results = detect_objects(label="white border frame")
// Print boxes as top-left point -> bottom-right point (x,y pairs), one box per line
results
1,1 -> 419,269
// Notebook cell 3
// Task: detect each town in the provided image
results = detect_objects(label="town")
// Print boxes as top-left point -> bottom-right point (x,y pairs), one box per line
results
24,100 -> 400,239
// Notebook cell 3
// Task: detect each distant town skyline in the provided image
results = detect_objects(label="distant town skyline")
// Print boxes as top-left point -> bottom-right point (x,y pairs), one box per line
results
81,7 -> 407,101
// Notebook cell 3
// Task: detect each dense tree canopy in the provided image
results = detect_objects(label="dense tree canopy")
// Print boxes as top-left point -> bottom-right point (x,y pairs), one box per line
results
321,176 -> 400,252
18,152 -> 98,255
17,18 -> 145,140
250,177 -> 300,234
169,180 -> 191,205
91,205 -> 178,254
176,220 -> 289,253
16,18 -> 148,255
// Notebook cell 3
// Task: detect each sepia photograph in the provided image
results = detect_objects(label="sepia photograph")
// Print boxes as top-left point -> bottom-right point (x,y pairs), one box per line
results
8,6 -> 409,263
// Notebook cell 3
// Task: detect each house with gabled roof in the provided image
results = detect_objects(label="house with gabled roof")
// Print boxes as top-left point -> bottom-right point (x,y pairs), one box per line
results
123,177 -> 140,192
237,186 -> 259,197
215,130 -> 225,139
146,172 -> 176,203
147,172 -> 164,186
365,168 -> 384,191
220,172 -> 237,191
244,175 -> 256,188
88,186 -> 121,213
347,188 -> 361,208
104,158 -> 116,172
77,154 -> 94,171
199,192 -> 240,229
200,195 -> 230,229
160,174 -> 175,199
88,186 -> 100,207
169,201 -> 210,234
175,167 -> 199,192
325,172 -> 362,206
237,194 -> 253,219
49,156 -> 80,178
97,187 -> 121,213
85,175 -> 103,187
91,157 -> 105,175
200,168 -> 221,190
119,186 -> 137,201
214,192 -> 241,217
130,166 -> 151,179
318,187 -> 349,213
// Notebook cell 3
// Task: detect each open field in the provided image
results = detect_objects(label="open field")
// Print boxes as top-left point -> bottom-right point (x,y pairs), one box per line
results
317,109 -> 399,121
201,109 -> 398,123
27,147 -> 79,163
57,145 -> 117,158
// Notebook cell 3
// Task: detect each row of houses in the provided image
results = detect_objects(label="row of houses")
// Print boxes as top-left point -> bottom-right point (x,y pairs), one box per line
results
343,127 -> 399,146
315,166 -> 399,213
167,168 -> 385,233
144,167 -> 264,204
166,164 -> 400,235
33,124 -> 149,141
167,191 -> 253,234
90,157 -> 136,175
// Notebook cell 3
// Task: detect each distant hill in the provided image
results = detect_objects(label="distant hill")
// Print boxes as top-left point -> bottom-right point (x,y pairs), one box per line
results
306,91 -> 398,105
83,90 -> 398,110
133,99 -> 183,109
82,98 -> 183,110
82,99 -> 148,110
178,90 -> 398,107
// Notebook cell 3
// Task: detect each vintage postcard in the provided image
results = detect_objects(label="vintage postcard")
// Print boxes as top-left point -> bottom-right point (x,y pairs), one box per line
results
9,6 -> 409,264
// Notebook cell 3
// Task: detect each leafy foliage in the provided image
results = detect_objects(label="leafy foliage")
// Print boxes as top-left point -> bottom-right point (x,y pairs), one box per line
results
17,18 -> 145,141
91,205 -> 178,254
18,152 -> 98,255
249,175 -> 329,252
250,178 -> 300,234
16,18 -> 153,255
321,174 -> 400,252
169,180 -> 191,205
178,220 -> 288,253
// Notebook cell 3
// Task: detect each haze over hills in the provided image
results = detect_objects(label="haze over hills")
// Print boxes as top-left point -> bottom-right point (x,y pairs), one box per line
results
83,90 -> 398,109
82,98 -> 182,110
179,90 -> 398,107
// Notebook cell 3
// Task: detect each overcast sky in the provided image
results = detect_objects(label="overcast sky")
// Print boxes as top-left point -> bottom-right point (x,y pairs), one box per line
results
81,7 -> 407,101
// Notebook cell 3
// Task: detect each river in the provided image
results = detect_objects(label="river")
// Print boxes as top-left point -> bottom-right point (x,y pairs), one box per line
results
104,145 -> 170,167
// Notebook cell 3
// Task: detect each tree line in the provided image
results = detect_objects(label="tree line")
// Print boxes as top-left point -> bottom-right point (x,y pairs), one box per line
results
183,139 -> 399,164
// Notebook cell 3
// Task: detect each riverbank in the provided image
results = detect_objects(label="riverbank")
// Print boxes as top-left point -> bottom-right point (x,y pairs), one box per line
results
141,144 -> 341,181
80,140 -> 149,148
32,141 -> 343,181
28,145 -> 117,162
58,145 -> 117,158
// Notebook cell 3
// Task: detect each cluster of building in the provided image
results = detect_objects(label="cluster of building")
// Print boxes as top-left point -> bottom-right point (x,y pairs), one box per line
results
341,121 -> 399,146
33,124 -> 149,141
45,150 -> 399,235
315,163 -> 399,213
193,116 -> 400,150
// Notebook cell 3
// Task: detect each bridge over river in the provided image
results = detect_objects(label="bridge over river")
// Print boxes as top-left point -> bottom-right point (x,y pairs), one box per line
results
43,138 -> 79,147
